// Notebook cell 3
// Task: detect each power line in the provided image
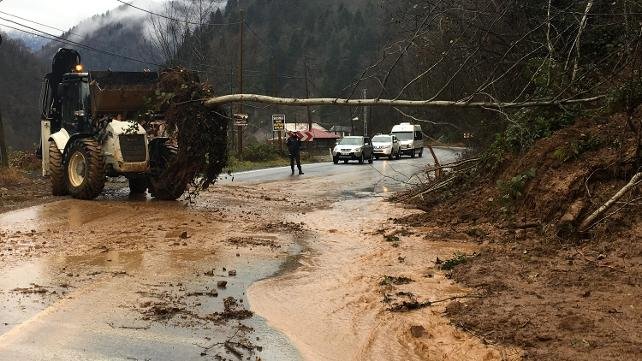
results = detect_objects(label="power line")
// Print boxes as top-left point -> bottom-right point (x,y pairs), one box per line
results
115,0 -> 239,27
0,7 -> 308,83
0,10 -> 84,39
244,22 -> 272,51
0,16 -> 161,67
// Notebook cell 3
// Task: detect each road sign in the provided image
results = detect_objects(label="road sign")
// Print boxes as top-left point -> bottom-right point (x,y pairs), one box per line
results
296,131 -> 314,142
272,114 -> 285,132
234,113 -> 248,127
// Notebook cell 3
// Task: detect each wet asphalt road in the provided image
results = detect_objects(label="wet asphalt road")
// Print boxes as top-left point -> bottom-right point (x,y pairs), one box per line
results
0,147 -> 462,361
224,146 -> 464,194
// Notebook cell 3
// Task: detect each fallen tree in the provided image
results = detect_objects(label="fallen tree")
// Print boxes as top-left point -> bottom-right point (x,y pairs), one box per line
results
203,94 -> 605,109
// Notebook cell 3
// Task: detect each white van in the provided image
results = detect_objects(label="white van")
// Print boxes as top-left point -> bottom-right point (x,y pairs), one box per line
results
391,123 -> 424,158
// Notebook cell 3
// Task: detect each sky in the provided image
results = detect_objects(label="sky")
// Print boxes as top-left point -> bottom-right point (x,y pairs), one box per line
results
0,0 -> 161,35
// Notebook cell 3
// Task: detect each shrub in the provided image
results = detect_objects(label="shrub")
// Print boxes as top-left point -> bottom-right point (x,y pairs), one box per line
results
497,168 -> 536,205
0,167 -> 26,187
481,109 -> 577,171
438,253 -> 470,270
552,134 -> 602,163
242,143 -> 280,162
9,150 -> 40,171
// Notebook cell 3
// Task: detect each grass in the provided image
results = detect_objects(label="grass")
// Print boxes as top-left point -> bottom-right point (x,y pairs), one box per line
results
226,157 -> 292,172
438,253 -> 470,270
0,167 -> 28,187
226,153 -> 331,173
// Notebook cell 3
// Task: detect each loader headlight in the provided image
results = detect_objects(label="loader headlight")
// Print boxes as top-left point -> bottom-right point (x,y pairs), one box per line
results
74,64 -> 84,72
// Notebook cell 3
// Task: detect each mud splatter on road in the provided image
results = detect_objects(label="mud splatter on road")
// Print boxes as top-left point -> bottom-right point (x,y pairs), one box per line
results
0,149 -> 514,360
0,184 -> 308,360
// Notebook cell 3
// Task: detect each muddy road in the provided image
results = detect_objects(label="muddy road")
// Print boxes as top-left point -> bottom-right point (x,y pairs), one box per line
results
0,148 -> 517,361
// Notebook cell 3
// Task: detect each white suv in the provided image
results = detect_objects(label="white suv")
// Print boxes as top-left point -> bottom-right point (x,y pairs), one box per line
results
332,136 -> 374,164
372,134 -> 400,160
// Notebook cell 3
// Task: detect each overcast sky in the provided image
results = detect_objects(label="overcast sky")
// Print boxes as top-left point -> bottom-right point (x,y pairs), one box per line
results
0,0 -> 161,34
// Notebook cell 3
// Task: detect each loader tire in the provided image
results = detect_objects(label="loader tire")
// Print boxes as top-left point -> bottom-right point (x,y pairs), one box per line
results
49,140 -> 67,196
127,176 -> 148,194
66,138 -> 106,200
149,143 -> 187,201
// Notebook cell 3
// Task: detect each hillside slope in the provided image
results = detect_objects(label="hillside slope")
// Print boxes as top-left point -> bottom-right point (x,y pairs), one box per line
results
36,2 -> 159,71
177,0 -> 386,135
399,108 -> 642,360
0,34 -> 46,150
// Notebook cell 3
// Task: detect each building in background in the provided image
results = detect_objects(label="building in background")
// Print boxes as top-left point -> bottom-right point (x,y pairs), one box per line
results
329,125 -> 352,137
282,122 -> 340,150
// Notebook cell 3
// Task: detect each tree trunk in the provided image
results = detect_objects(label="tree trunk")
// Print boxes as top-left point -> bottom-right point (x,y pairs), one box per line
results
427,145 -> 442,178
204,94 -> 605,110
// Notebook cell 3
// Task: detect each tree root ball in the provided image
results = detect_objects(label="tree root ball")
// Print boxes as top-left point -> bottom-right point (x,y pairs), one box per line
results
145,68 -> 229,194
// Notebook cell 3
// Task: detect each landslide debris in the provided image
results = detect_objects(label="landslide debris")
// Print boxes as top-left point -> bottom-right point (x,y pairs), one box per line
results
399,109 -> 642,361
404,111 -> 641,235
141,68 -> 228,194
206,297 -> 253,324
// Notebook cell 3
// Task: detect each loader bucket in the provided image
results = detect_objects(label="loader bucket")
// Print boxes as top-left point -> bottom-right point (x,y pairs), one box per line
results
89,71 -> 159,116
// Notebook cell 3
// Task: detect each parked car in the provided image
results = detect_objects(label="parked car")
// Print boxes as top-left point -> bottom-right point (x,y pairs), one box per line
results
391,122 -> 424,158
332,136 -> 374,164
371,134 -> 400,160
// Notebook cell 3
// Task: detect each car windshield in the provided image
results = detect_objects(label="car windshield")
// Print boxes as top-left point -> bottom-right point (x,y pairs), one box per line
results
393,132 -> 413,141
338,137 -> 363,146
372,135 -> 391,143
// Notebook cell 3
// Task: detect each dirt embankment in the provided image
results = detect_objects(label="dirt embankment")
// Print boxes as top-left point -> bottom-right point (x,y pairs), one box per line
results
0,152 -> 50,213
401,112 -> 642,360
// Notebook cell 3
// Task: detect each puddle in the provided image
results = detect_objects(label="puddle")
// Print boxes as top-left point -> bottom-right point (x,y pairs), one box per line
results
0,244 -> 303,360
340,187 -> 376,200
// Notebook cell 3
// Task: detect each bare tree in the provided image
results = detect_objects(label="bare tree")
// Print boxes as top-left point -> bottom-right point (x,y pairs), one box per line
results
142,0 -> 226,69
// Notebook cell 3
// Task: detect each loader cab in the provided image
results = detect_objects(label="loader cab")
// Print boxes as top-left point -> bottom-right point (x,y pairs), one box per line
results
58,74 -> 92,135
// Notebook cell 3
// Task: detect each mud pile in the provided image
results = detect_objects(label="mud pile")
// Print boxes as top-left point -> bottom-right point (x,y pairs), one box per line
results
400,109 -> 642,361
410,108 -> 641,237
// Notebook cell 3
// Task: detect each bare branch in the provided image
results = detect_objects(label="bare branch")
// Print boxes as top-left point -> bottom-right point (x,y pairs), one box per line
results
579,172 -> 642,232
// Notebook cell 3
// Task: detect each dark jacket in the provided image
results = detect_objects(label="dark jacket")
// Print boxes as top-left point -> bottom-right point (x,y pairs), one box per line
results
286,136 -> 302,155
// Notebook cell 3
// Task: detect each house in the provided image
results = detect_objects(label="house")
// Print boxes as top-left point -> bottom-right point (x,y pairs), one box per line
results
281,122 -> 340,149
329,125 -> 352,137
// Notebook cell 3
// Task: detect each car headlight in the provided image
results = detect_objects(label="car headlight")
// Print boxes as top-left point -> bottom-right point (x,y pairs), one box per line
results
354,147 -> 362,152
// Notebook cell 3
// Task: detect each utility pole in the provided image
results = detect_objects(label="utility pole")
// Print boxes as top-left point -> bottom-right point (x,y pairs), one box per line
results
229,61 -> 235,152
0,109 -> 8,168
237,8 -> 245,159
272,59 -> 283,152
362,88 -> 368,136
0,35 -> 7,168
304,57 -> 313,131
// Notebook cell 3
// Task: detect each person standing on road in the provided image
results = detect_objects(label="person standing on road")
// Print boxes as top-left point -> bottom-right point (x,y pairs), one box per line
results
286,131 -> 304,176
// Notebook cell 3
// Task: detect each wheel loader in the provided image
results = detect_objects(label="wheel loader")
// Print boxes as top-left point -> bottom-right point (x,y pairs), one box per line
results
39,48 -> 187,200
